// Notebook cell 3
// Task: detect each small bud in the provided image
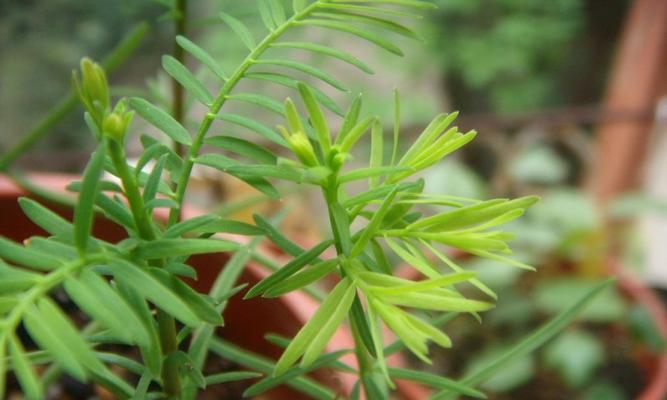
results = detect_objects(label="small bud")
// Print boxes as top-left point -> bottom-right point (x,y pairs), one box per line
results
287,132 -> 318,167
327,145 -> 347,170
284,98 -> 305,134
71,71 -> 89,110
278,125 -> 319,167
73,58 -> 111,132
80,58 -> 110,112
102,106 -> 133,142
103,113 -> 125,141
332,152 -> 348,171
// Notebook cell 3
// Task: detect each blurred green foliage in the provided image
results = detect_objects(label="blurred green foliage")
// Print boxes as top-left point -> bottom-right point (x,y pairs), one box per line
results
510,145 -> 570,184
466,350 -> 535,392
1,0 -> 629,164
543,329 -> 604,388
0,0 -> 163,157
428,0 -> 628,113
432,0 -> 584,112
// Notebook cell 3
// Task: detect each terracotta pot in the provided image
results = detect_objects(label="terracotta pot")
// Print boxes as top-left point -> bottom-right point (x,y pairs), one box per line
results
0,174 -> 359,399
605,257 -> 667,400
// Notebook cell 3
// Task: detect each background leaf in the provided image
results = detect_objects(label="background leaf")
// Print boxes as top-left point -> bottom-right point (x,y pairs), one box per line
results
543,329 -> 604,388
220,12 -> 256,50
129,97 -> 192,145
176,35 -> 227,79
162,55 -> 214,105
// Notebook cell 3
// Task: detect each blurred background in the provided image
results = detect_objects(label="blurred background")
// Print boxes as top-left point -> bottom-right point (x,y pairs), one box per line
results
2,0 -> 667,399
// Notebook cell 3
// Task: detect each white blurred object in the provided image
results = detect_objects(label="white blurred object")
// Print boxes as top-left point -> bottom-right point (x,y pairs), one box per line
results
639,96 -> 667,288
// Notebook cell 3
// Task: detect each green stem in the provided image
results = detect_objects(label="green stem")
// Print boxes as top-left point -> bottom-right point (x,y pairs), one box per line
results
167,2 -> 322,227
106,139 -> 181,397
107,140 -> 155,240
172,0 -> 187,160
0,22 -> 149,171
350,316 -> 375,381
323,182 -> 377,399
157,310 -> 181,396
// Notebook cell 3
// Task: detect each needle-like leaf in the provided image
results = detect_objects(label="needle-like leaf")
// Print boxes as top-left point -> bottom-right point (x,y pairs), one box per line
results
176,35 -> 227,80
263,259 -> 338,298
388,368 -> 485,398
274,278 -> 355,375
74,141 -> 107,255
350,187 -> 398,258
253,59 -> 348,91
112,260 -> 201,327
271,42 -> 374,74
245,239 -> 333,299
299,19 -> 404,56
204,135 -> 277,164
7,335 -> 43,400
298,83 -> 331,153
226,93 -> 283,114
220,12 -> 256,50
18,198 -> 73,238
64,269 -> 151,346
216,113 -> 287,146
245,72 -> 344,116
0,238 -> 61,271
24,298 -> 106,380
162,55 -> 214,105
129,97 -> 192,145
267,0 -> 286,25
258,0 -> 277,31
134,238 -> 240,259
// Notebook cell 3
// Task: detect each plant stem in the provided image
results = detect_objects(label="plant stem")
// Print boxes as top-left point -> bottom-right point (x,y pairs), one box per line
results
157,310 -> 181,396
107,140 -> 156,240
350,316 -> 376,391
106,139 -> 182,396
323,183 -> 377,399
0,23 -> 148,171
172,0 -> 187,160
167,2 -> 322,227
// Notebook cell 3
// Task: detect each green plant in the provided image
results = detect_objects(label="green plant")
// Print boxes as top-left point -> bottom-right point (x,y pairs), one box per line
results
0,1 -> 612,399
